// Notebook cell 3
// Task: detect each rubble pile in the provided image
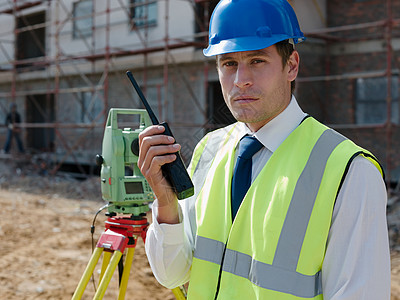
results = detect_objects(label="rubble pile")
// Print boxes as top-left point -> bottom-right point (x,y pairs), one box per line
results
0,154 -> 102,202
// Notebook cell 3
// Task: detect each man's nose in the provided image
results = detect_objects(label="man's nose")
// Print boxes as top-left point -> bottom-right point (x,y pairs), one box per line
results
234,64 -> 253,88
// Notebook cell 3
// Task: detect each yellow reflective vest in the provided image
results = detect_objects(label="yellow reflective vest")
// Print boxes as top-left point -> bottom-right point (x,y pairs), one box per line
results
185,117 -> 383,299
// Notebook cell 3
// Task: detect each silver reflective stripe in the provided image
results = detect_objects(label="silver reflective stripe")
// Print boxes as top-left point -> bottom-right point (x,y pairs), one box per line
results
185,124 -> 241,246
223,249 -> 322,298
193,128 -> 346,298
192,136 -> 222,180
192,124 -> 239,180
194,235 -> 225,265
272,129 -> 346,269
194,237 -> 322,298
187,125 -> 238,239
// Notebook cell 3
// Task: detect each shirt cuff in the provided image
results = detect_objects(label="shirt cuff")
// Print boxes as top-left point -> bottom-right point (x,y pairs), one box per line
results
151,199 -> 186,246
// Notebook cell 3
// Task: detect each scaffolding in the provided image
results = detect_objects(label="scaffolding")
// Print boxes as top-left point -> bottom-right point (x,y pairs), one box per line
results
299,0 -> 400,185
0,0 -> 212,176
0,0 -> 398,185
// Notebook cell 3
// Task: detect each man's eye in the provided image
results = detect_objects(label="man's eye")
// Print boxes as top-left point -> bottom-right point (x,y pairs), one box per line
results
223,61 -> 237,67
252,59 -> 265,64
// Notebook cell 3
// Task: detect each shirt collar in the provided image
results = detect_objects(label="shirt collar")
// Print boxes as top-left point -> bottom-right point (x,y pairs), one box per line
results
237,95 -> 307,152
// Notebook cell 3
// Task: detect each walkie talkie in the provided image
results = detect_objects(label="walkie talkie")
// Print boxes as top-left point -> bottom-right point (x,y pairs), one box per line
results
126,71 -> 194,200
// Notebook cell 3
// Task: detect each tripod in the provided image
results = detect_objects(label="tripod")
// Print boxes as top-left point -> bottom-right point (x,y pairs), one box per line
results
71,214 -> 186,300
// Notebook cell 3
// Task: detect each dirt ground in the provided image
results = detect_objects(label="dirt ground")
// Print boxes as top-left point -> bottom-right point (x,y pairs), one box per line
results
0,163 -> 177,300
1,159 -> 400,300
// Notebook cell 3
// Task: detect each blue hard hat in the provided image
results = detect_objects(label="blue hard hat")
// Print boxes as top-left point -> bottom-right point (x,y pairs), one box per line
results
203,0 -> 305,57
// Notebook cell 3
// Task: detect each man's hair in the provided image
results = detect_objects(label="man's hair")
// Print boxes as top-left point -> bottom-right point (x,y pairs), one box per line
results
275,40 -> 296,94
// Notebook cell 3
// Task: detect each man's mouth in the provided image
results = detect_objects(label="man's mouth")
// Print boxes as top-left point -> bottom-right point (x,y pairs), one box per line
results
233,96 -> 259,104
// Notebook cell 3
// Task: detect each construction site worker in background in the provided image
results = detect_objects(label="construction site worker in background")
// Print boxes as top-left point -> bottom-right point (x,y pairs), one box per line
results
139,0 -> 390,299
3,103 -> 24,154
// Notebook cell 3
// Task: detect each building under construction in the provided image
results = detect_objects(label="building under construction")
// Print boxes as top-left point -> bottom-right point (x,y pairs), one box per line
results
0,0 -> 399,186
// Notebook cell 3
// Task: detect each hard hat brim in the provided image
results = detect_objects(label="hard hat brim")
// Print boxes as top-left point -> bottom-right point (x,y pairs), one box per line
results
203,35 -> 304,57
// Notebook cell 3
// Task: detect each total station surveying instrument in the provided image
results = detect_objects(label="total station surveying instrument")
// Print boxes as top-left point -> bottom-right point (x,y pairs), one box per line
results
71,71 -> 193,300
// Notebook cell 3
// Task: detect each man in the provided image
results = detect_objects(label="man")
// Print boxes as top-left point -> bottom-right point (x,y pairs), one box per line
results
139,0 -> 390,299
4,103 -> 24,154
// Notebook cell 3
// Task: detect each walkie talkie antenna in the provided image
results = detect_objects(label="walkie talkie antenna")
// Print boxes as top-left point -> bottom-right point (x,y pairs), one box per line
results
126,70 -> 194,200
126,71 -> 159,125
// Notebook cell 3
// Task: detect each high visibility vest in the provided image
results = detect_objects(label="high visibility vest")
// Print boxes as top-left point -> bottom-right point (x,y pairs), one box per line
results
185,117 -> 383,299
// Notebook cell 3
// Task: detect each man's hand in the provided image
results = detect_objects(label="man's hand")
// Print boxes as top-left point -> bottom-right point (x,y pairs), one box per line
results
138,125 -> 181,224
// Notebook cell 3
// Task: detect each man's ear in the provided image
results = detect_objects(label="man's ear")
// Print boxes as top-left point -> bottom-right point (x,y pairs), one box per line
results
287,50 -> 300,82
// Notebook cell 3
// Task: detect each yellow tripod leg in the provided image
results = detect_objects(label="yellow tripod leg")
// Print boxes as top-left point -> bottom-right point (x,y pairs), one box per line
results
71,247 -> 104,300
99,251 -> 112,283
93,250 -> 123,300
171,286 -> 187,300
118,247 -> 135,300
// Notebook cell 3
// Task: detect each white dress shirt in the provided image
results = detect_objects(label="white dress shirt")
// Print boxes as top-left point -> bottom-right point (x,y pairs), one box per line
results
145,97 -> 391,299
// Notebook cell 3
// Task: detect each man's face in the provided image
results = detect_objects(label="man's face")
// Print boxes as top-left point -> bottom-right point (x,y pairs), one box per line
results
217,45 -> 299,132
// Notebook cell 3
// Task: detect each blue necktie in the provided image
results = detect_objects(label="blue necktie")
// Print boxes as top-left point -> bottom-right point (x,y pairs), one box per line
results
231,136 -> 263,219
